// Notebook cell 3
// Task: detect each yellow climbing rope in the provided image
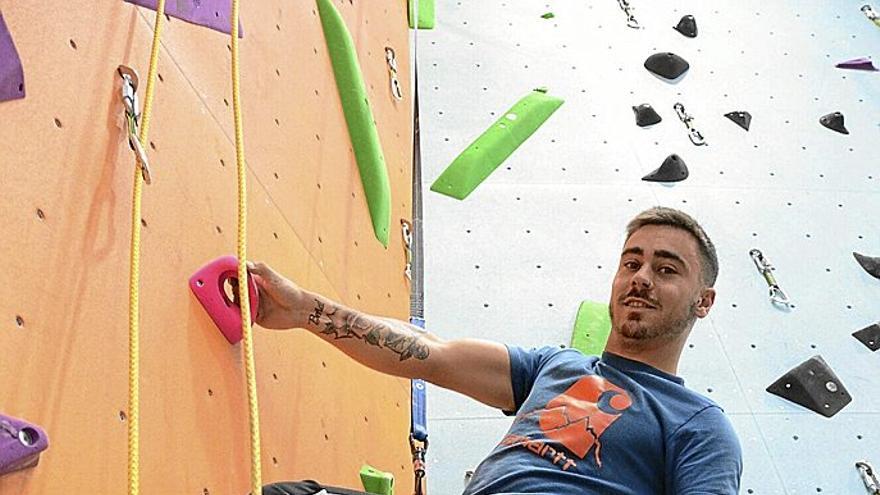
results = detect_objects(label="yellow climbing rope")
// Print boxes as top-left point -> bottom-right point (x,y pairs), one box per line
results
125,1 -> 260,493
127,1 -> 165,494
230,0 -> 264,492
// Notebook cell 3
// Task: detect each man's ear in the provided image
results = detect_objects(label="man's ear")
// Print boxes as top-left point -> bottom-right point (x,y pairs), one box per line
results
694,287 -> 716,318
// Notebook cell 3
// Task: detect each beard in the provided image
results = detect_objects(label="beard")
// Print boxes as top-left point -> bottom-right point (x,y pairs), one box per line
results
609,299 -> 698,342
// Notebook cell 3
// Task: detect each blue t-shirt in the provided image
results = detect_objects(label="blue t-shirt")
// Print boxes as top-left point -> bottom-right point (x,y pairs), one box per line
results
462,346 -> 742,495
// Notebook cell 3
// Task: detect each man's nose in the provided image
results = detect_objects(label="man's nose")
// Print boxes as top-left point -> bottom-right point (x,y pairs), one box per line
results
631,264 -> 653,289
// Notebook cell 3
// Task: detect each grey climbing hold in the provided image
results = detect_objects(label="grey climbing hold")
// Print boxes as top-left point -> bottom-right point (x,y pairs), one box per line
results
644,52 -> 690,80
633,104 -> 662,127
819,112 -> 849,134
853,323 -> 880,352
642,154 -> 688,183
674,15 -> 698,38
854,252 -> 880,279
766,355 -> 852,418
724,111 -> 752,131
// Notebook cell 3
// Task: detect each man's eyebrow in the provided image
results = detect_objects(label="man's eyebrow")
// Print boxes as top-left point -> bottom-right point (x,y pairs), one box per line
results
655,249 -> 688,268
621,247 -> 688,268
621,247 -> 643,257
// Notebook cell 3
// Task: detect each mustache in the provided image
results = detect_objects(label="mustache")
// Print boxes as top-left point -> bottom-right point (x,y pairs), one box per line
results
620,290 -> 660,307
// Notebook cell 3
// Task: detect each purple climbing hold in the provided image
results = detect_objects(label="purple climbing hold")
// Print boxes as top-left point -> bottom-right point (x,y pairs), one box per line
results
0,414 -> 49,476
124,0 -> 244,37
0,12 -> 26,103
835,57 -> 878,71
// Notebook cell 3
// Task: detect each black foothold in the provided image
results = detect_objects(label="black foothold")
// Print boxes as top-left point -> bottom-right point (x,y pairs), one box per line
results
633,104 -> 662,127
644,52 -> 690,80
674,15 -> 698,38
853,252 -> 880,279
642,154 -> 688,182
766,355 -> 852,418
724,111 -> 752,131
853,323 -> 880,352
819,112 -> 849,134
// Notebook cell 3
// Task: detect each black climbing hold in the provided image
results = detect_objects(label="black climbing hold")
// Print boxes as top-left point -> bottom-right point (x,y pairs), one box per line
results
766,355 -> 851,418
853,323 -> 880,352
674,15 -> 698,38
724,111 -> 752,131
819,112 -> 849,134
853,252 -> 880,279
835,57 -> 878,71
642,154 -> 688,183
632,104 -> 662,127
644,52 -> 690,80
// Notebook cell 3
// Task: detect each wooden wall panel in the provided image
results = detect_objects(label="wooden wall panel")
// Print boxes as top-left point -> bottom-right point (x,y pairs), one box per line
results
0,1 -> 414,493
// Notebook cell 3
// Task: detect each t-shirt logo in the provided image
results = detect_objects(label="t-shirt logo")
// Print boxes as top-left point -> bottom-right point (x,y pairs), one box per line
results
538,375 -> 632,467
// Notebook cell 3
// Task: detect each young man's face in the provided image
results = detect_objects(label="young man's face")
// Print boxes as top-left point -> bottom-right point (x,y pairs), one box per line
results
609,225 -> 714,343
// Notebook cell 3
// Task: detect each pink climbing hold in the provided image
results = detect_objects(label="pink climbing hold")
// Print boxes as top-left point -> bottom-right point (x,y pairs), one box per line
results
0,414 -> 49,476
189,255 -> 259,345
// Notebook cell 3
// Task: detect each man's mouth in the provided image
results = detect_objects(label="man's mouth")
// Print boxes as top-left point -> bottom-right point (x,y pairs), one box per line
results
622,298 -> 657,309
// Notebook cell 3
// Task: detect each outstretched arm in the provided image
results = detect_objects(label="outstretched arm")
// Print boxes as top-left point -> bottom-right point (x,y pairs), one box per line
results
247,261 -> 515,411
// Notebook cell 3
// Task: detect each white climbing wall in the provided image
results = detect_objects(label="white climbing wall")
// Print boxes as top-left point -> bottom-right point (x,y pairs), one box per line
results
417,0 -> 880,493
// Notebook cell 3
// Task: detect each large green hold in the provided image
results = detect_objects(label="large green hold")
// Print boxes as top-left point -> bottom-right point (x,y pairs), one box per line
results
430,88 -> 563,200
569,300 -> 612,356
408,0 -> 435,29
360,464 -> 394,495
316,0 -> 391,246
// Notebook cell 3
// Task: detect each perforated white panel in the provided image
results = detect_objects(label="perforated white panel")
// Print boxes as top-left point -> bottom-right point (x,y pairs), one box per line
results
417,1 -> 880,493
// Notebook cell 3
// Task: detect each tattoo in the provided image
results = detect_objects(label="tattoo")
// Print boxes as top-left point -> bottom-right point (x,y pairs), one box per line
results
316,305 -> 429,361
308,299 -> 325,326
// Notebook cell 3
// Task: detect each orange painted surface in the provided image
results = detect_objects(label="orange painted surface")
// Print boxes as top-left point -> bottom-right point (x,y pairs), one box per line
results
0,0 -> 414,493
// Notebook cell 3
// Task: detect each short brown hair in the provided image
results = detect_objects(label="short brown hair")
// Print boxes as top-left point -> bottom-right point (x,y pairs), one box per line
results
625,207 -> 719,287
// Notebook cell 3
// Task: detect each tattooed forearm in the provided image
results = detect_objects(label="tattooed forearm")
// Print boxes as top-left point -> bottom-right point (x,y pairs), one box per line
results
307,299 -> 325,326
313,301 -> 430,362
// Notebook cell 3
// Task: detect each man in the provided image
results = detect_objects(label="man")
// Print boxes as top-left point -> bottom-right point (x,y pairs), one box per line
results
247,206 -> 743,494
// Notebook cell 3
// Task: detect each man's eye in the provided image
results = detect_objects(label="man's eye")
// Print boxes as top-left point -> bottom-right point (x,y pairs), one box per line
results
659,266 -> 677,274
624,261 -> 639,270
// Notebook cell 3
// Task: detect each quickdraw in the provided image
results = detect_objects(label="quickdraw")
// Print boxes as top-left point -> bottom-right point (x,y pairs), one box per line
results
749,249 -> 791,307
385,47 -> 403,101
617,0 -> 641,29
674,103 -> 706,146
401,219 -> 413,282
856,460 -> 880,494
117,65 -> 152,184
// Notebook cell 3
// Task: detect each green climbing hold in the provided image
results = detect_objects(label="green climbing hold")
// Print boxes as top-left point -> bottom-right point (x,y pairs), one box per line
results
360,464 -> 395,495
541,12 -> 555,19
408,0 -> 436,29
430,89 -> 564,200
316,0 -> 391,246
569,300 -> 612,356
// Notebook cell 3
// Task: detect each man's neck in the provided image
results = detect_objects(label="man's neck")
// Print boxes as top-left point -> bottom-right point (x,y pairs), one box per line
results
604,334 -> 686,375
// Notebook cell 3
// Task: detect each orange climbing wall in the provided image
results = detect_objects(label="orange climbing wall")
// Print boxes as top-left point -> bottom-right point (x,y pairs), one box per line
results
0,1 -> 414,493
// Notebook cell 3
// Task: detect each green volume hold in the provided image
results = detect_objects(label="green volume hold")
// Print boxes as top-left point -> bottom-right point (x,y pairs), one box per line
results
316,0 -> 391,246
569,300 -> 612,357
430,88 -> 563,200
408,0 -> 436,29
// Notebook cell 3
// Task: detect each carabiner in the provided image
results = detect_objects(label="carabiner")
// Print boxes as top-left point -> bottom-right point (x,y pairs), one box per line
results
117,65 -> 152,184
749,249 -> 791,307
674,103 -> 707,146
